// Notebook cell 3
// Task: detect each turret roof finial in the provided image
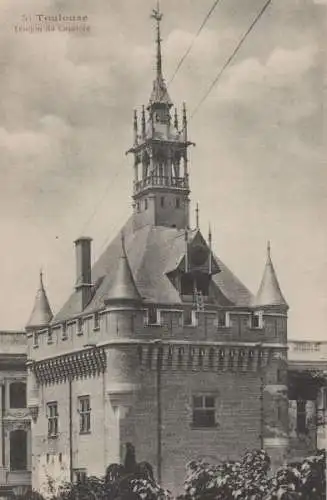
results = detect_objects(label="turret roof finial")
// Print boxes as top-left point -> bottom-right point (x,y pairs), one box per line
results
151,1 -> 163,79
148,2 -> 172,109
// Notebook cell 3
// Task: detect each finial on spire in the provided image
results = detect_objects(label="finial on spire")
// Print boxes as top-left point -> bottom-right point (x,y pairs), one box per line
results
195,203 -> 199,229
141,105 -> 146,139
133,110 -> 138,146
182,102 -> 188,141
174,107 -> 179,130
208,224 -> 212,275
121,231 -> 126,252
267,240 -> 271,260
151,1 -> 163,78
40,268 -> 44,287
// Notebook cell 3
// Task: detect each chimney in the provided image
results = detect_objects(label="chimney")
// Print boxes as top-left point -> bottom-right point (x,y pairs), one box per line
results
74,236 -> 93,310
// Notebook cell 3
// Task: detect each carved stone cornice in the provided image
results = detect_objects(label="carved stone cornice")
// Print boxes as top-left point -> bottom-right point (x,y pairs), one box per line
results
137,344 -> 273,372
32,347 -> 107,385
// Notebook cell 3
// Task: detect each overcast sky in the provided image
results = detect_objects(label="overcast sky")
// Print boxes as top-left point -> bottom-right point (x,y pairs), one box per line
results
0,0 -> 325,339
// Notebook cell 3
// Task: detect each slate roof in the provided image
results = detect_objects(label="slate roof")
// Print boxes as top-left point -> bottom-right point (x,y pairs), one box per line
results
54,219 -> 254,323
27,272 -> 53,328
254,242 -> 288,308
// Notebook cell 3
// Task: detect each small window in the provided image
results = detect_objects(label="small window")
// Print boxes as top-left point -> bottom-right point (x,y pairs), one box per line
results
218,312 -> 229,328
47,402 -> 58,438
297,400 -> 307,434
10,382 -> 26,409
160,196 -> 165,207
183,309 -> 197,327
78,396 -> 91,434
93,312 -> 100,331
47,328 -> 53,344
62,322 -> 67,340
77,318 -> 83,335
144,198 -> 148,210
176,198 -> 180,209
146,305 -> 160,325
251,311 -> 263,329
33,331 -> 38,348
74,469 -> 87,483
192,395 -> 216,428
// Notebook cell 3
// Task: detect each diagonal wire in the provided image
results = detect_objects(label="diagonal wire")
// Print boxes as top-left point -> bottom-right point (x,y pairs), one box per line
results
190,0 -> 272,119
168,0 -> 223,86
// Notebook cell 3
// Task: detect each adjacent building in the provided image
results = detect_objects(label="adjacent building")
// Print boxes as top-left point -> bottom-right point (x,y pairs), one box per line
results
0,331 -> 31,497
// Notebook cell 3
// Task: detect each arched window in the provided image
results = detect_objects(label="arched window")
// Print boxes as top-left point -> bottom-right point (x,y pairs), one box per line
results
10,430 -> 27,470
10,382 -> 26,409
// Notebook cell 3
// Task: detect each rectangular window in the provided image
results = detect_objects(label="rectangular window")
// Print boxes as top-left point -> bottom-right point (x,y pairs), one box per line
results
192,395 -> 216,428
93,312 -> 100,330
251,312 -> 263,329
47,328 -> 53,344
74,469 -> 87,483
62,322 -> 67,340
33,331 -> 38,348
146,305 -> 160,325
176,198 -> 180,209
77,318 -> 83,335
79,396 -> 91,434
183,309 -> 197,327
160,196 -> 165,207
47,402 -> 58,438
297,400 -> 307,434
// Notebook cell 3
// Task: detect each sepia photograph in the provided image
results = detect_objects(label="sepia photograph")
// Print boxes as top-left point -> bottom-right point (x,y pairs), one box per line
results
0,0 -> 326,498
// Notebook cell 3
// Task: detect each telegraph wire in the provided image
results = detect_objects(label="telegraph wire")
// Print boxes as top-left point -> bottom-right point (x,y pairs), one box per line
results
190,0 -> 272,119
78,0 -> 272,248
168,0 -> 223,86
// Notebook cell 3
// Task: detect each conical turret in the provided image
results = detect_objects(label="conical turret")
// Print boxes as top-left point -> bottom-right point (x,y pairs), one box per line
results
255,242 -> 288,308
26,271 -> 53,329
105,235 -> 141,305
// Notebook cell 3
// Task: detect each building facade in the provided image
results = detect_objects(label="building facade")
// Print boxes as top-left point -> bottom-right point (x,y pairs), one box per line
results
22,7 -> 326,498
0,331 -> 31,497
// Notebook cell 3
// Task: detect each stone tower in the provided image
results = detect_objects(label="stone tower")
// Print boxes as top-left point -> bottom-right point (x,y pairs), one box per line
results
127,4 -> 194,231
25,6 -> 290,496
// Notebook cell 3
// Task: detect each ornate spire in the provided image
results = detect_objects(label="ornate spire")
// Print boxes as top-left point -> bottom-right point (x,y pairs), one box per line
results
26,270 -> 53,329
104,233 -> 141,305
148,2 -> 172,109
255,241 -> 288,308
152,1 -> 163,79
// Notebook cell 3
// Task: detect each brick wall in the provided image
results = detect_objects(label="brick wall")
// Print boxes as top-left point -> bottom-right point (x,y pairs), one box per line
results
121,368 -> 262,494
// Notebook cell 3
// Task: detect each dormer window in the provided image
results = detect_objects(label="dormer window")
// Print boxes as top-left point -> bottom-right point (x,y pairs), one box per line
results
181,273 -> 210,297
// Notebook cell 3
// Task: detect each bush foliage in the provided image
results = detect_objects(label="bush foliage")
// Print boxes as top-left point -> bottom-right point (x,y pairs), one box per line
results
14,446 -> 325,500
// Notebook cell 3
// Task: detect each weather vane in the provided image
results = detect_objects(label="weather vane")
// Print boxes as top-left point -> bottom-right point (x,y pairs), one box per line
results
151,1 -> 162,23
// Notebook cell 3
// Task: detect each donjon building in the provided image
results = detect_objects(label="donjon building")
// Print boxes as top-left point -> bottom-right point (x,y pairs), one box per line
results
25,7 -> 313,496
